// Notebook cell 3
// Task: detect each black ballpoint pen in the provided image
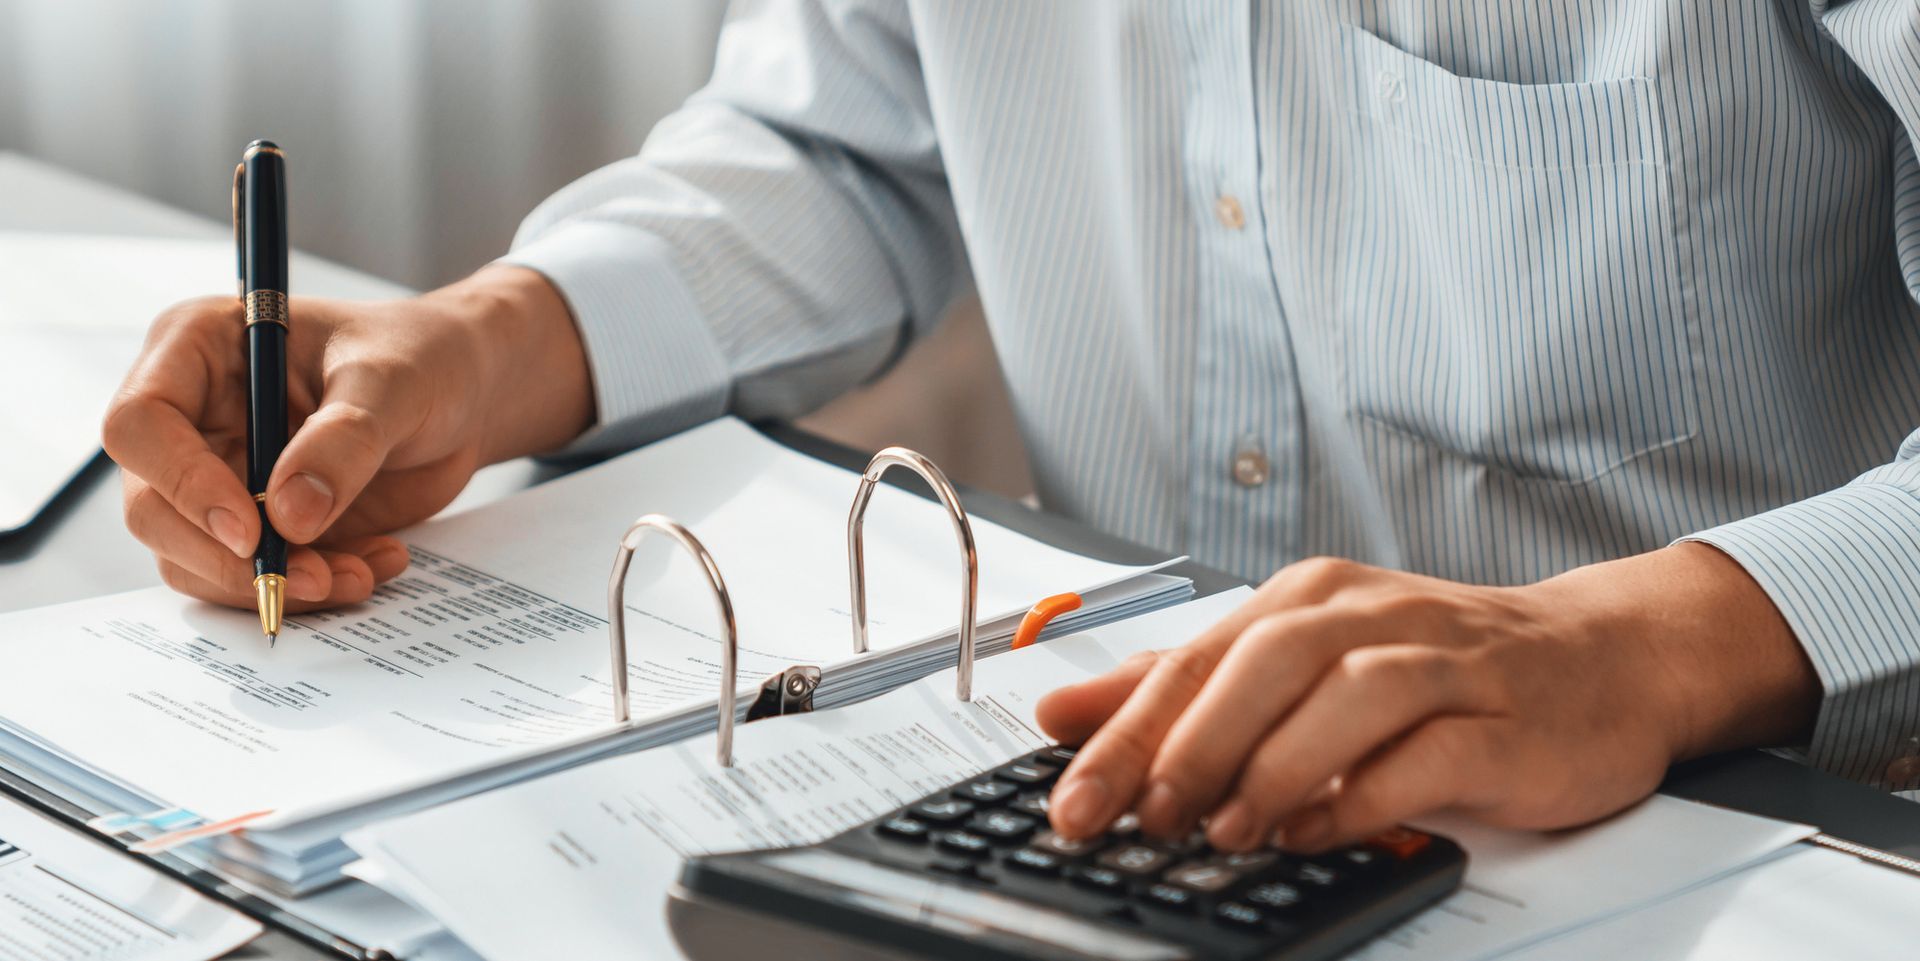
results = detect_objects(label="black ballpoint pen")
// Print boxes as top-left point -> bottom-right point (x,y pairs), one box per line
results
234,141 -> 290,646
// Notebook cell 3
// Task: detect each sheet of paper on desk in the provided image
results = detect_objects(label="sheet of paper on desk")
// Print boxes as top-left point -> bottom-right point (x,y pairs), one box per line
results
1504,844 -> 1920,960
344,588 -> 1812,961
0,790 -> 260,961
0,417 -> 1181,892
0,231 -> 408,532
344,589 -> 1253,961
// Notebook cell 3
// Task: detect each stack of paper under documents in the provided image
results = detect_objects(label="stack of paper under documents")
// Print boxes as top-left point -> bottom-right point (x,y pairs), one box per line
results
0,418 -> 1190,904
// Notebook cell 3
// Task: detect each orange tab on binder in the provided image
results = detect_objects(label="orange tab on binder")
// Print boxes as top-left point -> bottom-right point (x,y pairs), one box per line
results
1011,593 -> 1083,651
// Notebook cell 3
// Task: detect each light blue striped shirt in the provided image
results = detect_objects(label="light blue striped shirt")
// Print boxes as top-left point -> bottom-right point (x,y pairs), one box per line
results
502,1 -> 1920,795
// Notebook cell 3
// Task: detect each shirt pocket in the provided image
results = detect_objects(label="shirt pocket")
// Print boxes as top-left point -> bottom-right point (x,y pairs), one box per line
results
1331,24 -> 1697,484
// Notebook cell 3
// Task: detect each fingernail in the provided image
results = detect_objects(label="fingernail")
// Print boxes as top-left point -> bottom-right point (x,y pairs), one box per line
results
367,543 -> 410,575
1139,781 -> 1186,834
1284,808 -> 1335,853
1052,776 -> 1111,836
1208,799 -> 1255,851
289,568 -> 327,601
331,567 -> 369,599
278,473 -> 335,536
207,507 -> 250,556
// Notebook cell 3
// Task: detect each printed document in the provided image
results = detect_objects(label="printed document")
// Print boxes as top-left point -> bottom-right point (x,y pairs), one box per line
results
0,417 -> 1162,831
0,791 -> 260,961
346,588 -> 1811,961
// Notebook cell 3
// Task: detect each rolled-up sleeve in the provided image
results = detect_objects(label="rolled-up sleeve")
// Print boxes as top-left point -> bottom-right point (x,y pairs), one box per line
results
502,0 -> 970,455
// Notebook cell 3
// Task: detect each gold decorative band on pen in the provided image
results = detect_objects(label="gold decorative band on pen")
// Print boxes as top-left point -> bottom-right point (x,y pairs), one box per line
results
253,492 -> 267,503
244,289 -> 289,329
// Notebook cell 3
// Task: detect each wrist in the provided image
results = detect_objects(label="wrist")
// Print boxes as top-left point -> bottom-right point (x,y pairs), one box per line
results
430,265 -> 595,463
1529,543 -> 1820,763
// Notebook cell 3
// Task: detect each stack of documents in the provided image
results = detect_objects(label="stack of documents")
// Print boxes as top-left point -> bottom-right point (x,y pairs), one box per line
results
342,590 -> 1828,961
0,418 -> 1189,900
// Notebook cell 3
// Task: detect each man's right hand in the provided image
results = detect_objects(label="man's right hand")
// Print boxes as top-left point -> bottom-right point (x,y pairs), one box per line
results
103,265 -> 593,612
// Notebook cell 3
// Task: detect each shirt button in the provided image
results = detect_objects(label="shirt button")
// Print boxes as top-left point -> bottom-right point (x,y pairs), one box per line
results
1375,70 -> 1406,103
1214,195 -> 1246,230
1230,438 -> 1270,488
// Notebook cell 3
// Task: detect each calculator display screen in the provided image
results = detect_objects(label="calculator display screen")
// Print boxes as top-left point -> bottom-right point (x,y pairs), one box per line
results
761,848 -> 1195,961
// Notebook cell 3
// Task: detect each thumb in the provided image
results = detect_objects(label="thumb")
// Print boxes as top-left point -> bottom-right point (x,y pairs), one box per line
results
1035,649 -> 1161,746
268,364 -> 420,543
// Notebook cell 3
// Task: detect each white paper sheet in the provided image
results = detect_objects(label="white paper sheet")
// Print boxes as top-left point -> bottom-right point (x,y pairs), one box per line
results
347,586 -> 1813,961
1506,845 -> 1920,960
0,231 -> 409,531
346,590 -> 1253,961
0,791 -> 260,961
0,418 -> 1159,831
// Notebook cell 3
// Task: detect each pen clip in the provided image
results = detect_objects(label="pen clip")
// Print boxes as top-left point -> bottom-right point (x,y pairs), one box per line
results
231,161 -> 247,300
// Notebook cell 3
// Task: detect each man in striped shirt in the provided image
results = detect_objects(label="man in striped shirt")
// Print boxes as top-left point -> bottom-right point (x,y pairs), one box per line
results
107,2 -> 1920,851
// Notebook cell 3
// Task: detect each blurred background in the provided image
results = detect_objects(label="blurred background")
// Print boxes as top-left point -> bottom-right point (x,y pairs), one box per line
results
0,0 -> 1031,496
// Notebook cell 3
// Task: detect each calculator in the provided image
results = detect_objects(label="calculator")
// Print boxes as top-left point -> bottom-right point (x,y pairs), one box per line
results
666,746 -> 1467,961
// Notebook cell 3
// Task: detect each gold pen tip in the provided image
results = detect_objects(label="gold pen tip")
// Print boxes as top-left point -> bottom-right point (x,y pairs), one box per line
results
254,574 -> 286,643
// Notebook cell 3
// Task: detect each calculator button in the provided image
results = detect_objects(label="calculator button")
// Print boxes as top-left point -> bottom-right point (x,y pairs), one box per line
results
1037,746 -> 1079,766
1031,830 -> 1105,859
954,780 -> 1019,804
1369,827 -> 1432,860
1139,883 -> 1197,913
1109,812 -> 1142,836
1097,844 -> 1176,878
967,810 -> 1039,843
1066,865 -> 1128,893
1283,862 -> 1344,891
1214,901 -> 1270,931
1217,850 -> 1279,873
1326,846 -> 1389,875
876,817 -> 929,842
1166,862 -> 1240,894
1004,848 -> 1064,876
993,762 -> 1060,786
1150,830 -> 1208,857
1010,792 -> 1050,818
911,799 -> 976,824
935,831 -> 994,857
1244,882 -> 1306,913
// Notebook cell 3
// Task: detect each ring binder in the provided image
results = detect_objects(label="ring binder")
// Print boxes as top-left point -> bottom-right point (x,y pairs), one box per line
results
607,514 -> 740,766
846,447 -> 980,702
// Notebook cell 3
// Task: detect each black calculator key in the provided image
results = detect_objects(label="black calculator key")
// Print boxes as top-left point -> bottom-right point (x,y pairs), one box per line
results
1285,862 -> 1345,891
1108,812 -> 1142,837
911,799 -> 976,824
993,761 -> 1060,786
1067,865 -> 1128,893
1098,844 -> 1176,878
935,831 -> 993,857
1031,830 -> 1105,859
1003,848 -> 1063,876
1217,850 -> 1280,874
1010,791 -> 1051,818
954,779 -> 1019,804
1214,901 -> 1271,931
1245,881 -> 1307,913
1036,746 -> 1078,766
967,810 -> 1039,842
1139,883 -> 1197,913
1326,846 -> 1389,875
876,816 -> 929,842
1166,861 -> 1240,894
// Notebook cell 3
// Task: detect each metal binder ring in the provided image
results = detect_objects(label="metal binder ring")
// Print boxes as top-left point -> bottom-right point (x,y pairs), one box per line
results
847,448 -> 980,702
607,514 -> 741,767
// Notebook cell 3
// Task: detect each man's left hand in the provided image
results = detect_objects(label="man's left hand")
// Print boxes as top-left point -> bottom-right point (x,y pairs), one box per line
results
1036,543 -> 1821,852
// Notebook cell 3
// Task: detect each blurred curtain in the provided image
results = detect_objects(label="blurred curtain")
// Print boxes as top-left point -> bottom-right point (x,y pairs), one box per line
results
0,0 -> 725,289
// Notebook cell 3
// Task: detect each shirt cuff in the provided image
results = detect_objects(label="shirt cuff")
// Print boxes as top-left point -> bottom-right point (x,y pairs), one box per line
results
497,220 -> 731,456
1680,482 -> 1920,789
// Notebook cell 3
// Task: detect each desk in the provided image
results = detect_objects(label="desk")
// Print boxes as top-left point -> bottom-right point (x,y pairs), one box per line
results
4,153 -> 1919,960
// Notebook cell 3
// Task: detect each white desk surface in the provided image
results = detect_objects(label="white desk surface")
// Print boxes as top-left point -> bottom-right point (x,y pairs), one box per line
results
0,151 -> 542,960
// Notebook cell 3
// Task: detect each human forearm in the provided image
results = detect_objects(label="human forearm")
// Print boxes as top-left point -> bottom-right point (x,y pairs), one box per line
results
441,264 -> 596,463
